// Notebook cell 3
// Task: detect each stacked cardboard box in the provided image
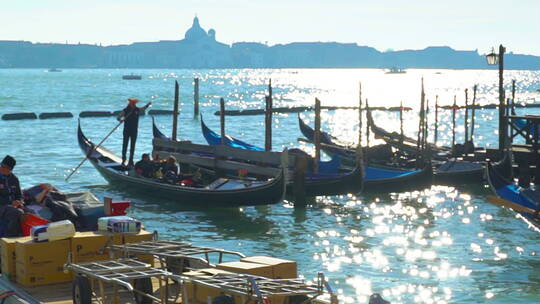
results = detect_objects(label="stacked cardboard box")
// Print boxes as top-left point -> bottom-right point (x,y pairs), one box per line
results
1,229 -> 154,287
216,261 -> 274,277
182,268 -> 241,303
0,236 -> 32,281
15,238 -> 72,286
123,230 -> 155,266
240,256 -> 298,279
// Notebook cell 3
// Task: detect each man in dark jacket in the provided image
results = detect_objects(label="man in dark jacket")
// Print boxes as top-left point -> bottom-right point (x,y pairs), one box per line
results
134,153 -> 154,178
117,98 -> 151,166
0,155 -> 24,237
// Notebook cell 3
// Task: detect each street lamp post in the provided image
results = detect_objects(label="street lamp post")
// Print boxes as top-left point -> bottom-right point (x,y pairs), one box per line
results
486,44 -> 506,155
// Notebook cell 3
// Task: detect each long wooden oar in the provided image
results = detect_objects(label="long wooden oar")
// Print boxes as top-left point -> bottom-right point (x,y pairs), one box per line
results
486,195 -> 537,215
66,102 -> 151,181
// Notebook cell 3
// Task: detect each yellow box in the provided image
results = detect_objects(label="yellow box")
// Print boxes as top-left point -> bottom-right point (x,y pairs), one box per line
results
123,229 -> 154,244
123,230 -> 155,266
216,261 -> 273,278
16,238 -> 72,286
0,237 -> 32,281
182,268 -> 241,304
71,232 -> 111,263
240,256 -> 298,279
182,268 -> 288,304
94,231 -> 123,246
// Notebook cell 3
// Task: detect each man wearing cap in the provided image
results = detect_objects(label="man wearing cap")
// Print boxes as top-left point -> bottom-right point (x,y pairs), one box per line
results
0,155 -> 24,237
117,98 -> 151,166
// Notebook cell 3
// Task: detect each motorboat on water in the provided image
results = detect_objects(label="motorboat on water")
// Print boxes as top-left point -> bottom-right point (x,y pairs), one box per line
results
385,67 -> 406,74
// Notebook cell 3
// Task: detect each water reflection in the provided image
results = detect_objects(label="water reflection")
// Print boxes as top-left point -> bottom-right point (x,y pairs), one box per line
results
1,69 -> 540,303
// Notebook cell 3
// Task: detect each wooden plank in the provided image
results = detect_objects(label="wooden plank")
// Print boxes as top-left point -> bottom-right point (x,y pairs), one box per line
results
155,151 -> 281,177
153,138 -> 296,166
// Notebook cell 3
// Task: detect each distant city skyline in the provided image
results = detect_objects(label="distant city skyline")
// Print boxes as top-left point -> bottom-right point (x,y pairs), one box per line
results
1,0 -> 539,55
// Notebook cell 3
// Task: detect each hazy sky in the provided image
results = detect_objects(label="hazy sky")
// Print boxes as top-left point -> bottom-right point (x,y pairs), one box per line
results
1,0 -> 539,55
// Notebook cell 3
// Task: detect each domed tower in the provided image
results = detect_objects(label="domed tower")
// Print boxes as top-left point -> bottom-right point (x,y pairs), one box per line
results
208,29 -> 216,41
184,16 -> 207,41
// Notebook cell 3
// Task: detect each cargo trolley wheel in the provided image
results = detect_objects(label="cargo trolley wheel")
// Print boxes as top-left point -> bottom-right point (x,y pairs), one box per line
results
72,275 -> 92,304
133,277 -> 153,304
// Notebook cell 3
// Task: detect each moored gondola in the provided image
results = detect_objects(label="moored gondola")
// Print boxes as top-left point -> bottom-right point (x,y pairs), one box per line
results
77,122 -> 286,206
366,109 -> 450,156
297,116 -> 433,192
358,111 -> 512,186
486,161 -> 540,231
153,118 -> 364,197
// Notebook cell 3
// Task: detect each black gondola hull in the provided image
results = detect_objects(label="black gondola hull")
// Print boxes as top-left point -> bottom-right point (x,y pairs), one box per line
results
78,123 -> 285,207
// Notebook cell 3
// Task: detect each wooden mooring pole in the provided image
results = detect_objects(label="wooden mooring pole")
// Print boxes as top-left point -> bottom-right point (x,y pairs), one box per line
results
400,101 -> 404,142
265,80 -> 273,151
511,79 -> 516,114
357,83 -> 363,162
365,99 -> 370,164
452,95 -> 457,148
464,89 -> 469,143
358,83 -> 362,147
194,77 -> 200,118
172,80 -> 179,141
470,85 -> 477,142
314,98 -> 321,174
293,156 -> 308,207
423,98 -> 429,150
434,95 -> 439,145
416,78 -> 425,157
220,98 -> 225,145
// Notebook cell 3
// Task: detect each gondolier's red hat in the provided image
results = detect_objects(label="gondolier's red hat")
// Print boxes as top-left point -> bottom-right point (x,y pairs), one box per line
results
128,98 -> 139,103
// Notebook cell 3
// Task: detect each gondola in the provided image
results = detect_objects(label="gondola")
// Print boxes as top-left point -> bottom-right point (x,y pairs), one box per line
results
362,110 -> 512,185
486,161 -> 540,231
201,117 -> 426,193
297,116 -> 433,192
152,119 -> 363,197
366,109 -> 450,156
77,122 -> 286,206
201,116 -> 340,173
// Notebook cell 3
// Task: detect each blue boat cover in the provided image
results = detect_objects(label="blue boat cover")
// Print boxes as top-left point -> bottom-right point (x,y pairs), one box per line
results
496,184 -> 537,212
365,166 -> 418,180
201,116 -> 342,174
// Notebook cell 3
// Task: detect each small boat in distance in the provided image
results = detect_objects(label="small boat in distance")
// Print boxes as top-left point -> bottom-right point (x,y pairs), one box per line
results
48,68 -> 62,72
385,67 -> 406,74
122,74 -> 142,80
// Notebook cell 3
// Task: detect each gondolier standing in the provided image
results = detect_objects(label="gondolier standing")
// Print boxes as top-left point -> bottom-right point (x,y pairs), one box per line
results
117,98 -> 151,166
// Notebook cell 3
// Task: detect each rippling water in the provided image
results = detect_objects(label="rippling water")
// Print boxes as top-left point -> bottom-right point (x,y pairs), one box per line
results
1,69 -> 540,303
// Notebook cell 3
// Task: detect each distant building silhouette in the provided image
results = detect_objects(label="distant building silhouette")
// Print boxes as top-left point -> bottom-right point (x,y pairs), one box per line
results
0,17 -> 539,69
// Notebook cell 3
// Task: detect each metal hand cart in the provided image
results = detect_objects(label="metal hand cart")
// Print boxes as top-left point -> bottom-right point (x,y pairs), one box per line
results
109,240 -> 246,274
64,258 -> 179,304
178,272 -> 339,304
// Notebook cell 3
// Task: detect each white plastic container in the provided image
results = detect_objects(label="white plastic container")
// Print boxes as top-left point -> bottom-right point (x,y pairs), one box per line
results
30,220 -> 75,242
98,216 -> 141,233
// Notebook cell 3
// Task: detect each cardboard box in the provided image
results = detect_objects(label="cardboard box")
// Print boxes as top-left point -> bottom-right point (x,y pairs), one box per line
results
182,268 -> 240,304
16,238 -> 72,286
216,261 -> 273,278
123,229 -> 154,244
71,232 -> 111,263
123,230 -> 155,266
0,237 -> 32,281
182,268 -> 289,304
94,231 -> 123,246
240,256 -> 298,279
